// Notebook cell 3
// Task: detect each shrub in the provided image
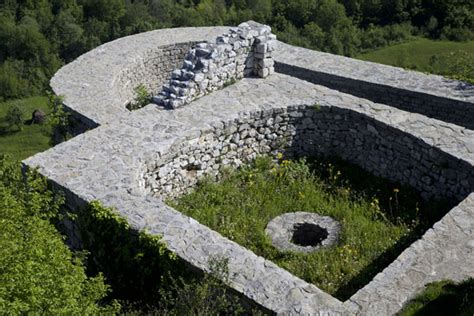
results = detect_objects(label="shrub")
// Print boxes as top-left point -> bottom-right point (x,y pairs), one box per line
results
0,155 -> 117,314
127,84 -> 151,111
5,104 -> 24,131
47,92 -> 70,144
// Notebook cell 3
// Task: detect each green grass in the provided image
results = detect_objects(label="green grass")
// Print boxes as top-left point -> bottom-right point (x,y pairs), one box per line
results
357,38 -> 474,83
400,279 -> 474,316
0,96 -> 52,160
170,156 -> 449,300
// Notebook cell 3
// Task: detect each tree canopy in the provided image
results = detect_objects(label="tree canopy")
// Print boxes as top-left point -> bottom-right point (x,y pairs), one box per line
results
0,155 -> 117,313
0,0 -> 472,100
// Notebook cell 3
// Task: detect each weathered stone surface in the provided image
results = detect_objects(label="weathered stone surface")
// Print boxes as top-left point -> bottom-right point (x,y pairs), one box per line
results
24,24 -> 473,315
265,212 -> 340,253
273,41 -> 474,129
153,21 -> 276,109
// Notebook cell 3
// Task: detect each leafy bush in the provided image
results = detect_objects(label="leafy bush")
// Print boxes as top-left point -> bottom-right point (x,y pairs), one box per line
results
46,92 -> 70,144
5,104 -> 23,131
0,155 -> 117,314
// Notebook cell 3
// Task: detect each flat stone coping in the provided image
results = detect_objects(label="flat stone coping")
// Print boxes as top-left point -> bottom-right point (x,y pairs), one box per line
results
23,26 -> 474,315
50,26 -> 228,126
265,212 -> 340,253
273,41 -> 474,104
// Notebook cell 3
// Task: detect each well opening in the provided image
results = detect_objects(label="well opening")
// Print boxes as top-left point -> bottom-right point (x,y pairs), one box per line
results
292,223 -> 328,247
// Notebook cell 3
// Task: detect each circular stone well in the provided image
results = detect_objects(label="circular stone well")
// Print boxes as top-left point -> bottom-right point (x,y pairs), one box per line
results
265,212 -> 340,253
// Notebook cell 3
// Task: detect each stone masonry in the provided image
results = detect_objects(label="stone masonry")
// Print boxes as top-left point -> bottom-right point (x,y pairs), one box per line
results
152,21 -> 276,109
24,23 -> 473,315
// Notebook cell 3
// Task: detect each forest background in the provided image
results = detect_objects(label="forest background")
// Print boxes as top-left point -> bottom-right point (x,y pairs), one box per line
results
0,0 -> 473,101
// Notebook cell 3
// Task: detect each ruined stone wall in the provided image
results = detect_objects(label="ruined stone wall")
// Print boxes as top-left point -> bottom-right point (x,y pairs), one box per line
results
153,22 -> 276,109
36,25 -> 474,315
275,54 -> 474,130
116,42 -> 198,109
145,105 -> 473,202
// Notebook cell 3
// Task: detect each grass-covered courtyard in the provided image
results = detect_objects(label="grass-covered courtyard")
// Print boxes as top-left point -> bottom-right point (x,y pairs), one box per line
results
170,156 -> 450,300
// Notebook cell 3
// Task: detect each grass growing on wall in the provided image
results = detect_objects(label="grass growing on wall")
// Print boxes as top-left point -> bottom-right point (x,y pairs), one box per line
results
0,96 -> 51,160
170,156 -> 449,300
357,38 -> 474,83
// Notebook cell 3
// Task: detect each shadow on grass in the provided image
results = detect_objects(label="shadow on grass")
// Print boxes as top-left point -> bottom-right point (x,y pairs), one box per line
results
400,278 -> 474,316
304,157 -> 455,301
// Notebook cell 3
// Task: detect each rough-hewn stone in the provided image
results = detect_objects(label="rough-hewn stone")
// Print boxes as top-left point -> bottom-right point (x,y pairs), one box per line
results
24,24 -> 473,315
265,212 -> 340,253
153,21 -> 276,109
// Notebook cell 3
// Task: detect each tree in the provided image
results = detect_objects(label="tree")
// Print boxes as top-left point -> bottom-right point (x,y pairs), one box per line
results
0,155 -> 118,314
5,104 -> 23,131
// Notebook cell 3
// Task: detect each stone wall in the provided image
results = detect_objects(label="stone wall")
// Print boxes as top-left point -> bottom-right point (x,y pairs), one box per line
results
145,105 -> 473,202
30,25 -> 473,315
274,53 -> 474,130
153,22 -> 276,109
117,42 -> 198,110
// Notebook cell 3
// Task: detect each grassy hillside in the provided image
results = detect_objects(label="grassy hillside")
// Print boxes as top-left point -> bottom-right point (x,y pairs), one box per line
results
0,96 -> 51,161
357,38 -> 474,83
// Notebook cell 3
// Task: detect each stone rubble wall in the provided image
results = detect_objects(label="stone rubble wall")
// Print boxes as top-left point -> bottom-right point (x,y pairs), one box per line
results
145,105 -> 473,203
274,44 -> 474,130
117,42 -> 199,110
33,25 -> 474,315
152,22 -> 276,109
50,27 -> 228,126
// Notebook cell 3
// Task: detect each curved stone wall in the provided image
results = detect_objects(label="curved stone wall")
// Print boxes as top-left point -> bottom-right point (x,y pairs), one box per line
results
25,25 -> 474,315
146,104 -> 472,202
116,42 -> 199,109
50,27 -> 228,127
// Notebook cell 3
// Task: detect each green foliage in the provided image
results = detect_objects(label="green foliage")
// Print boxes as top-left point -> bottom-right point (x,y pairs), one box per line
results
5,104 -> 23,131
223,77 -> 237,88
78,201 -> 182,306
127,84 -> 151,111
47,92 -> 70,144
170,156 -> 449,300
153,258 -> 249,315
79,201 -> 260,314
0,155 -> 117,314
0,0 -> 473,101
358,38 -> 474,83
0,96 -> 52,160
400,279 -> 474,316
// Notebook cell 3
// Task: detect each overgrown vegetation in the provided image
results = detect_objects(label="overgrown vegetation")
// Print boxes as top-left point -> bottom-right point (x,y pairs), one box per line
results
46,92 -> 71,144
358,38 -> 474,83
5,104 -> 24,131
170,155 -> 450,300
400,278 -> 474,316
75,201 -> 258,314
0,155 -> 260,314
0,0 -> 472,101
0,155 -> 117,314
